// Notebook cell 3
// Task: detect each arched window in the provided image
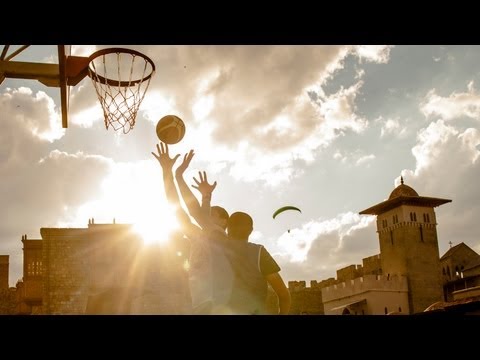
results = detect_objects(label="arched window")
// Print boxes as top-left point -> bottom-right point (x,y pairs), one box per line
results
398,307 -> 402,313
342,308 -> 351,315
384,307 -> 388,315
413,212 -> 417,221
447,266 -> 451,278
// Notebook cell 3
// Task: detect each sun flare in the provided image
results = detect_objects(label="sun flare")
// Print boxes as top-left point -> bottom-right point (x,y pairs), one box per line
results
85,161 -> 182,245
132,212 -> 179,245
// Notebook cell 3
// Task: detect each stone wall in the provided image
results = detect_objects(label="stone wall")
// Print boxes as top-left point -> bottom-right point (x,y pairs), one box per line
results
42,228 -> 92,314
286,281 -> 324,314
0,255 -> 8,290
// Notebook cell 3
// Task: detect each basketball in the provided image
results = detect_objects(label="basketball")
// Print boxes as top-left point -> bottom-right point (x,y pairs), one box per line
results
156,115 -> 186,144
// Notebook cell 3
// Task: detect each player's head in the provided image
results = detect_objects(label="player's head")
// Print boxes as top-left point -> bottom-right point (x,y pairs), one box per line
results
211,206 -> 229,231
227,212 -> 253,241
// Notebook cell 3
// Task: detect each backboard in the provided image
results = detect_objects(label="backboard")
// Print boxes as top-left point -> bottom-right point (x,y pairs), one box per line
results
1,45 -> 153,132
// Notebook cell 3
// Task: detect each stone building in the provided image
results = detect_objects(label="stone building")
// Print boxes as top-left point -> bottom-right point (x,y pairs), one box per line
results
287,280 -> 324,315
355,177 -> 451,314
440,242 -> 480,301
0,255 -> 16,315
0,255 -> 8,291
290,177 -> 453,315
18,235 -> 43,313
12,220 -> 191,314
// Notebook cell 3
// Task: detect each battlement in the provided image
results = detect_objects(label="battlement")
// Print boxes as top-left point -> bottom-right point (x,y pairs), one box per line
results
289,278 -> 337,291
362,254 -> 382,275
288,281 -> 306,291
337,264 -> 363,282
322,274 -> 408,302
311,278 -> 337,289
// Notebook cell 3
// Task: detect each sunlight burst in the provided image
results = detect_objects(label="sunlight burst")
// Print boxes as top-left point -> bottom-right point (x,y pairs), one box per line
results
132,213 -> 179,245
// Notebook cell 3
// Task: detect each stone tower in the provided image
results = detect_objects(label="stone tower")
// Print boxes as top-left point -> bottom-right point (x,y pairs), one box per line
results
359,177 -> 452,314
0,255 -> 9,290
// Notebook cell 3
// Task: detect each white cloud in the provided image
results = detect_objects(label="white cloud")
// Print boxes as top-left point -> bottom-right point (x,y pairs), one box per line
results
380,117 -> 408,138
411,120 -> 460,172
317,80 -> 369,134
274,212 -> 377,282
400,118 -> 480,255
353,45 -> 393,64
421,81 -> 480,121
0,87 -> 64,142
332,149 -> 375,167
355,154 -> 376,166
355,68 -> 365,79
127,46 -> 373,188
277,212 -> 375,262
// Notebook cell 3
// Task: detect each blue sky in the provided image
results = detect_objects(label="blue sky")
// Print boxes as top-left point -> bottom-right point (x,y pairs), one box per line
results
1,45 -> 479,286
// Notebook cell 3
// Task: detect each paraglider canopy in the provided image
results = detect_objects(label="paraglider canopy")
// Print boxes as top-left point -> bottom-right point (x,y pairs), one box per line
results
272,206 -> 302,219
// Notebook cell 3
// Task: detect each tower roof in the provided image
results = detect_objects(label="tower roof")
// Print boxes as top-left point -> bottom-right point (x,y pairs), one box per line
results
388,183 -> 419,200
359,177 -> 452,215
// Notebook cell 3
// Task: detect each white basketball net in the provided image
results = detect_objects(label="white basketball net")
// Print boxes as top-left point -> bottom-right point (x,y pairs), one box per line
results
88,50 -> 155,134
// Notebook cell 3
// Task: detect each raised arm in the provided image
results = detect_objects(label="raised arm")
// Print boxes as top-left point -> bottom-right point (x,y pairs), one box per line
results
192,171 -> 217,217
174,150 -> 216,230
151,142 -> 200,239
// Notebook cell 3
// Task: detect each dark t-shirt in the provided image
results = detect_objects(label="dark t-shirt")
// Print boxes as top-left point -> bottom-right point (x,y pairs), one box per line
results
259,247 -> 281,276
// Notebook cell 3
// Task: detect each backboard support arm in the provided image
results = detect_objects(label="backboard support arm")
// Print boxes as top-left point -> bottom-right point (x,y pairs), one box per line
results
0,46 -> 90,128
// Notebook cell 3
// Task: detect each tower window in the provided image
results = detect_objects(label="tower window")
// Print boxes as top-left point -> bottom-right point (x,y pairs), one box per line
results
398,307 -> 402,313
419,226 -> 424,242
384,307 -> 388,315
413,212 -> 417,221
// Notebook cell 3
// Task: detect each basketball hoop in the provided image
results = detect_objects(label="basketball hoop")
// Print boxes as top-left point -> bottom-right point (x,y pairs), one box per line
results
88,48 -> 156,134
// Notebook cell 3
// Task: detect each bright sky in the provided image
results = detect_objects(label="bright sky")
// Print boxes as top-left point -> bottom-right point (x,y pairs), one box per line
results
1,45 -> 479,287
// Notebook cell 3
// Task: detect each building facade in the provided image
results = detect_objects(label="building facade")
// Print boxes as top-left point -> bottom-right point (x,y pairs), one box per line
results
10,220 -> 191,314
357,177 -> 451,314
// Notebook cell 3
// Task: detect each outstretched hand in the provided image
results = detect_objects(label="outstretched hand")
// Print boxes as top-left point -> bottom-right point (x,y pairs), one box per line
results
151,142 -> 180,171
175,149 -> 195,177
192,171 -> 217,197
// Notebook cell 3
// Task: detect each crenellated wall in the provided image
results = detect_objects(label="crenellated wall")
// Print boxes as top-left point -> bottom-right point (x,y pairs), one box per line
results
322,274 -> 408,302
287,280 -> 324,314
322,274 -> 409,315
362,254 -> 382,275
